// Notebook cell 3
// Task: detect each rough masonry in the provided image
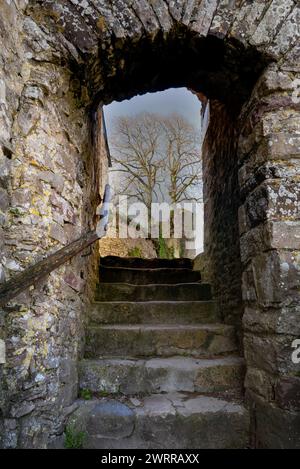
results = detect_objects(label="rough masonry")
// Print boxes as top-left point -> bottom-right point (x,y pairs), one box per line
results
0,0 -> 299,448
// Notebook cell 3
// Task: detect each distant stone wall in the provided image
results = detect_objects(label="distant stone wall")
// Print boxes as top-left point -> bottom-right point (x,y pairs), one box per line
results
99,236 -> 157,259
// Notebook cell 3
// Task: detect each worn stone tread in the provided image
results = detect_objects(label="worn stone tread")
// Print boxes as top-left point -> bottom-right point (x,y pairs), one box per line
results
95,323 -> 231,331
96,282 -> 212,301
100,256 -> 193,269
99,266 -> 202,284
79,355 -> 245,394
68,393 -> 250,448
85,323 -> 237,358
89,300 -> 219,324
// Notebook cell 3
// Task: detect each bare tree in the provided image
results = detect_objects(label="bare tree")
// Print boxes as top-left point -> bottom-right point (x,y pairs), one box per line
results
160,114 -> 202,204
110,113 -> 164,212
110,112 -> 202,208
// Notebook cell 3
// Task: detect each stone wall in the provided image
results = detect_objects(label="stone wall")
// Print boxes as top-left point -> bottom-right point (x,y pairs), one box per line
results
0,1 -> 105,448
202,62 -> 300,446
202,101 -> 243,334
238,63 -> 300,448
0,0 -> 299,448
99,235 -> 157,259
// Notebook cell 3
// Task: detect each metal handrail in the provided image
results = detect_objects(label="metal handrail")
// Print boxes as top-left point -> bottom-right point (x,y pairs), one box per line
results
0,184 -> 111,307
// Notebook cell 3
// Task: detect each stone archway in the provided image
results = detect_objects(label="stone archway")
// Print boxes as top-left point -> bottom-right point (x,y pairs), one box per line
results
0,1 -> 299,448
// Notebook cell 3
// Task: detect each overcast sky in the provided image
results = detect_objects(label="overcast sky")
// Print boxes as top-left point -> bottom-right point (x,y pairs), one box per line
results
103,87 -> 202,145
103,87 -> 204,254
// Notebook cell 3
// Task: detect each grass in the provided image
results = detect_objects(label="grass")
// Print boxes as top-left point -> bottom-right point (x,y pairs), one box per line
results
64,425 -> 87,449
157,236 -> 175,259
79,388 -> 93,400
128,246 -> 142,257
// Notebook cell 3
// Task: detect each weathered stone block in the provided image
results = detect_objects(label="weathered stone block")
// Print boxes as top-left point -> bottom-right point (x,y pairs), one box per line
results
64,271 -> 85,292
85,323 -> 237,359
243,305 -> 300,337
0,159 -> 10,189
269,5 -> 300,58
11,401 -> 35,419
229,2 -> 271,44
68,395 -> 249,449
245,367 -> 275,401
242,266 -> 257,303
248,392 -> 300,449
244,333 -> 300,375
251,250 -> 300,307
0,265 -> 5,283
17,102 -> 40,136
38,170 -> 64,192
210,0 -> 240,37
0,339 -> 5,364
89,299 -> 218,325
0,419 -> 18,449
189,0 -> 218,36
239,159 -> 300,201
50,193 -> 76,224
49,222 -> 67,245
11,188 -> 31,207
275,376 -> 300,411
250,0 -> 295,49
243,181 -> 300,230
147,0 -> 172,31
264,133 -> 300,159
68,399 -> 135,440
240,221 -> 300,265
280,41 -> 300,72
79,356 -> 245,395
238,204 -> 247,236
270,221 -> 300,250
256,67 -> 299,96
59,358 -> 78,385
23,84 -> 44,103
0,189 -> 9,212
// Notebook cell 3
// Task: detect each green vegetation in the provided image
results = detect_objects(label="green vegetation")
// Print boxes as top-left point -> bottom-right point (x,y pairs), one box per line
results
128,246 -> 142,258
79,388 -> 93,400
157,235 -> 174,259
9,207 -> 24,217
64,425 -> 86,449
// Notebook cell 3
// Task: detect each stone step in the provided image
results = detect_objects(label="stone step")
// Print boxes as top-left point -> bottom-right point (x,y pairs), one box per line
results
89,300 -> 219,325
95,283 -> 212,302
85,324 -> 237,358
100,256 -> 193,269
79,356 -> 245,395
99,266 -> 201,284
67,393 -> 249,448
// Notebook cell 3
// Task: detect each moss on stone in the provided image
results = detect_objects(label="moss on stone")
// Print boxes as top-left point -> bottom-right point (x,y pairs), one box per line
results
64,425 -> 87,449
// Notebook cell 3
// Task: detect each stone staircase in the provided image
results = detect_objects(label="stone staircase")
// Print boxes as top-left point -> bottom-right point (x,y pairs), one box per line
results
68,256 -> 249,448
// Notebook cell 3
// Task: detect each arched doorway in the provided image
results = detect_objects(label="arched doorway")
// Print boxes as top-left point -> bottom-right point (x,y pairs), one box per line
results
0,0 -> 299,448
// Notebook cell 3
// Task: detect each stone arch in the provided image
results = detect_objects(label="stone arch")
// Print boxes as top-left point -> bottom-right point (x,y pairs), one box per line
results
0,0 -> 299,448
